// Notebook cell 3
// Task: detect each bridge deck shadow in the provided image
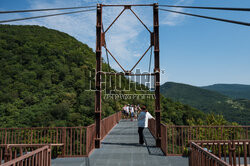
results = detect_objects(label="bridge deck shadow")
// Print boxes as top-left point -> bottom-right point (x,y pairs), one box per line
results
52,120 -> 188,166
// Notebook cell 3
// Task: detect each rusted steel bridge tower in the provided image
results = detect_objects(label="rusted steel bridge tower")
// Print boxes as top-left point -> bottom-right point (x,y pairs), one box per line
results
95,3 -> 161,148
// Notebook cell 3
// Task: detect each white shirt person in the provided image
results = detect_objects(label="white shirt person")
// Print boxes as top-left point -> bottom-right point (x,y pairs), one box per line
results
137,106 -> 153,145
138,110 -> 153,128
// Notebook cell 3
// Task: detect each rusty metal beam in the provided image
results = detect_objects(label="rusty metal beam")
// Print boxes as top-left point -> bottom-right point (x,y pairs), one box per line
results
153,3 -> 161,148
129,8 -> 151,33
102,4 -> 153,7
104,8 -> 126,34
129,45 -> 152,72
102,4 -> 153,74
101,72 -> 155,76
95,3 -> 161,150
95,3 -> 102,149
103,46 -> 126,73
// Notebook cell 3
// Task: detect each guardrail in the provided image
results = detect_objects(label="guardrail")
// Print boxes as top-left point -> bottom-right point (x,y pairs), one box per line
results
148,119 -> 250,156
0,127 -> 87,157
193,140 -> 250,166
1,145 -> 51,166
189,142 -> 230,166
0,111 -> 122,158
86,111 -> 122,155
0,144 -> 63,164
148,119 -> 168,155
101,111 -> 121,139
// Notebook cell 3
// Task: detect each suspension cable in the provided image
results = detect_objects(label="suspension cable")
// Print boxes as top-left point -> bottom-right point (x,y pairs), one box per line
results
102,23 -> 111,72
148,46 -> 153,83
159,8 -> 250,26
0,9 -> 95,24
0,6 -> 96,14
159,5 -> 250,12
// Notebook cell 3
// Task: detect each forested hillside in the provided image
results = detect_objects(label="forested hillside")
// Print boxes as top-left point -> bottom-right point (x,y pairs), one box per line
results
202,84 -> 250,100
0,25 -> 100,127
0,25 -> 229,127
160,82 -> 250,125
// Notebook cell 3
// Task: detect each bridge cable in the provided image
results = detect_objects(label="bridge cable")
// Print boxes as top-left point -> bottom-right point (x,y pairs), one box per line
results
102,23 -> 111,72
0,9 -> 95,24
147,46 -> 153,83
159,8 -> 250,26
158,5 -> 250,12
0,6 -> 96,14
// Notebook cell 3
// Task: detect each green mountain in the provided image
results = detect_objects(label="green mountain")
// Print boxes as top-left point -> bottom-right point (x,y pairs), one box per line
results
0,24 -> 212,127
202,84 -> 250,100
160,82 -> 250,125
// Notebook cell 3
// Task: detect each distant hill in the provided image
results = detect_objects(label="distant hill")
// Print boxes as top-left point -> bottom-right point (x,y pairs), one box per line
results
160,82 -> 250,125
202,84 -> 250,100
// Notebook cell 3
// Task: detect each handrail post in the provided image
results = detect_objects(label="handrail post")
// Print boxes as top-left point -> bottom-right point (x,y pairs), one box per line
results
30,129 -> 33,144
188,127 -> 191,142
246,127 -> 248,139
4,129 -> 7,144
229,141 -> 232,165
166,126 -> 168,155
243,141 -> 247,166
4,145 -> 10,163
232,141 -> 236,166
62,128 -> 66,157
189,143 -> 192,166
86,127 -> 89,155
48,145 -> 51,166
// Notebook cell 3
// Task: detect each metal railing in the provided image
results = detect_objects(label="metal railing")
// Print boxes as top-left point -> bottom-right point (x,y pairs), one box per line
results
86,111 -> 122,154
101,111 -> 121,139
148,119 -> 250,155
0,111 -> 122,158
148,119 -> 168,155
0,127 -> 87,157
193,140 -> 250,166
190,142 -> 230,166
1,145 -> 51,166
0,144 -> 62,164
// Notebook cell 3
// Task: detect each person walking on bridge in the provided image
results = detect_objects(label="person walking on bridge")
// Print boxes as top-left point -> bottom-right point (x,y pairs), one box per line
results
134,105 -> 139,121
130,104 -> 134,121
125,104 -> 130,119
122,105 -> 127,118
137,105 -> 153,145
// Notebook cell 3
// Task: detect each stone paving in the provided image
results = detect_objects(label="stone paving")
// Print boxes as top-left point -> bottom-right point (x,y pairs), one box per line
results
52,119 -> 188,166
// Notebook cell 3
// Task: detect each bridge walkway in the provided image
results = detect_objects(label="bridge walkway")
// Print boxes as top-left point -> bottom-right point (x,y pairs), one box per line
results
52,119 -> 188,166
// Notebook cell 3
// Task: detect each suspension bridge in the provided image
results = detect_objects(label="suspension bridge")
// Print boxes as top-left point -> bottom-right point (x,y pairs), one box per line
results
0,3 -> 250,166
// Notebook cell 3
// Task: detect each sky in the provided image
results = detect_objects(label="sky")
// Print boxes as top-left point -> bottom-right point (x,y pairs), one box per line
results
0,0 -> 250,86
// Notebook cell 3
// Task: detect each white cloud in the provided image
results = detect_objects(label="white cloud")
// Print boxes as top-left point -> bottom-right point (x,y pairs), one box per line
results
2,0 -> 192,72
18,0 -> 152,72
22,0 -> 96,48
160,0 -> 194,26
